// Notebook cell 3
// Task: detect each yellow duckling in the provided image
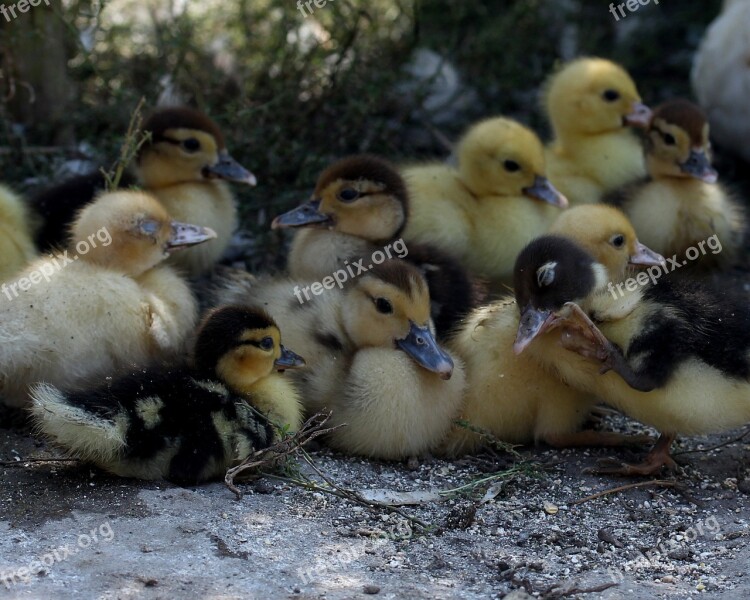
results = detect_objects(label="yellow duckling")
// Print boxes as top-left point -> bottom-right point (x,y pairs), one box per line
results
30,305 -> 304,483
608,99 -> 745,269
442,205 -> 663,456
0,184 -> 36,282
213,261 -> 465,460
0,190 -> 215,407
544,57 -> 652,205
403,117 -> 568,282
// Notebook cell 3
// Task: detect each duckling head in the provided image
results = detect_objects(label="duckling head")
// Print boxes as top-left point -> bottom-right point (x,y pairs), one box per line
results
136,107 -> 257,188
340,261 -> 454,379
71,190 -> 217,276
645,100 -> 718,183
272,155 -> 408,242
512,235 -> 606,354
194,305 -> 305,391
549,205 -> 664,279
457,117 -> 568,207
544,57 -> 652,138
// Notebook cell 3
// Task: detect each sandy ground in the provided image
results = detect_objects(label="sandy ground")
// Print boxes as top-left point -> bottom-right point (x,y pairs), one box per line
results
2,412 -> 750,600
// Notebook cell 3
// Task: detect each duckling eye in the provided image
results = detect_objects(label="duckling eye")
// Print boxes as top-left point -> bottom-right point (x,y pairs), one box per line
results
338,188 -> 360,202
259,337 -> 274,351
602,89 -> 620,102
503,160 -> 521,173
138,219 -> 161,236
610,234 -> 626,248
662,133 -> 676,146
374,298 -> 393,314
182,138 -> 201,153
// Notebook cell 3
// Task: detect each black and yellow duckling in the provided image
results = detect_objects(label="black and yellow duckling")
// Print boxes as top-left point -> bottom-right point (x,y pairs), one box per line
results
402,117 -> 568,284
0,183 -> 36,282
30,306 -> 304,483
441,205 -> 663,456
30,107 -> 255,276
213,260 -> 465,460
543,57 -> 652,205
606,99 -> 745,270
271,155 -> 476,338
513,235 -> 750,476
0,190 -> 215,408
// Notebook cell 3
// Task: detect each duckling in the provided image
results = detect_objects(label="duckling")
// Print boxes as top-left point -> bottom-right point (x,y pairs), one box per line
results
513,235 -> 750,475
607,100 -> 745,269
442,206 -> 663,456
213,261 -> 465,460
0,190 -> 216,408
30,107 -> 255,275
402,117 -> 568,283
137,107 -> 256,275
543,57 -> 651,205
29,306 -> 304,483
0,184 -> 36,282
271,155 -> 476,338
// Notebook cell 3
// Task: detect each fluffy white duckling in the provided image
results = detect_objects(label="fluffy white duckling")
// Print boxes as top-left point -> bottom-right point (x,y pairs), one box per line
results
0,190 -> 215,407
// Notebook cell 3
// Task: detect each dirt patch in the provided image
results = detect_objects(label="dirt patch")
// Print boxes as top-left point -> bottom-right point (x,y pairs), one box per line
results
2,415 -> 750,599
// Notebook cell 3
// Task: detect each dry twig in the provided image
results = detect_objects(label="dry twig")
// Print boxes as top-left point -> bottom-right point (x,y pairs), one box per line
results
572,479 -> 682,505
224,411 -> 340,500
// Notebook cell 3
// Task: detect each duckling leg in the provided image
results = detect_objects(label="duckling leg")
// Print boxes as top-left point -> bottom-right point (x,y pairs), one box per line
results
543,430 -> 655,449
592,433 -> 678,477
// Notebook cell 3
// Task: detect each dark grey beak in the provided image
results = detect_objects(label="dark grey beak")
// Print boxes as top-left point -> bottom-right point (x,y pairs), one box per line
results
629,241 -> 664,267
204,150 -> 257,185
396,321 -> 454,380
274,346 -> 306,370
523,175 -> 569,208
514,306 -> 556,355
271,200 -> 332,229
680,149 -> 718,183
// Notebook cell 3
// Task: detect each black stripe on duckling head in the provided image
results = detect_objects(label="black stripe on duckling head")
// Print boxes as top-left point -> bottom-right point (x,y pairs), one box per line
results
194,305 -> 278,378
650,99 -> 708,147
138,107 -> 226,154
513,235 -> 602,313
314,155 -> 409,236
364,259 -> 428,302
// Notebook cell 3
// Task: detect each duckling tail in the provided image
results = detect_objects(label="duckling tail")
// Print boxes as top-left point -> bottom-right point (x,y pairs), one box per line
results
29,383 -> 127,464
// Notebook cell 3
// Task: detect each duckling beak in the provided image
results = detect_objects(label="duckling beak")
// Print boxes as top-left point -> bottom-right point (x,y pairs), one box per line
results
203,150 -> 257,185
623,101 -> 653,129
523,176 -> 569,208
271,200 -> 333,229
514,306 -> 556,355
629,241 -> 665,267
274,345 -> 306,371
679,149 -> 718,183
167,222 -> 218,252
396,322 -> 454,380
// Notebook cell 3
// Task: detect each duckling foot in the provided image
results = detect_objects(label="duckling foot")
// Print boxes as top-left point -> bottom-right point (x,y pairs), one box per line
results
589,433 -> 678,477
557,302 -> 612,364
